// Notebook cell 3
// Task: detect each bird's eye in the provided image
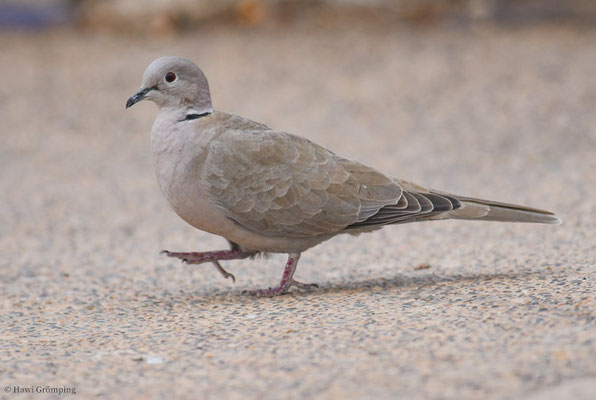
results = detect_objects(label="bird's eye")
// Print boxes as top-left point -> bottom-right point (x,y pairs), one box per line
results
165,72 -> 177,83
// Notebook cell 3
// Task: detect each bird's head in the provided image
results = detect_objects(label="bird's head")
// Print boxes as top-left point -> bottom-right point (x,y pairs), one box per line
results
126,56 -> 213,113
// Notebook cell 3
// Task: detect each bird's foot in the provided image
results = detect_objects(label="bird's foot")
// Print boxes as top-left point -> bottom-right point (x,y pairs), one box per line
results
243,279 -> 318,297
161,249 -> 253,263
242,253 -> 318,297
161,249 -> 253,282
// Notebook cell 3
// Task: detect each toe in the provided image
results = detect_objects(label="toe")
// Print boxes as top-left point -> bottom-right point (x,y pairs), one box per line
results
290,280 -> 319,290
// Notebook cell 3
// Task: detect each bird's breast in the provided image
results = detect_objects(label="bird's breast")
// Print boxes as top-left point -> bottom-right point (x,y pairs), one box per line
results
150,118 -> 234,236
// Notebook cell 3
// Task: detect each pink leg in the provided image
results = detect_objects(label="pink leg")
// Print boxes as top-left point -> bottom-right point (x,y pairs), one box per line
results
161,248 -> 254,282
161,249 -> 253,263
244,253 -> 318,297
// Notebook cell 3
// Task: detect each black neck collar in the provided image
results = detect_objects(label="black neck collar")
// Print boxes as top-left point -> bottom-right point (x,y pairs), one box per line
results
184,111 -> 212,121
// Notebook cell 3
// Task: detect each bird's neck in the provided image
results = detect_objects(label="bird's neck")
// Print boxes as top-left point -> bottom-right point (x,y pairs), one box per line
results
150,107 -> 216,153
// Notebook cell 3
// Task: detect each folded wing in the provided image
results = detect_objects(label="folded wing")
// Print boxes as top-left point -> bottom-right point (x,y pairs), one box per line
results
204,129 -> 408,238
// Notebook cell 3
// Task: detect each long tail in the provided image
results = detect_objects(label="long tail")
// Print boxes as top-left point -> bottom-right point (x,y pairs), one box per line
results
443,193 -> 561,224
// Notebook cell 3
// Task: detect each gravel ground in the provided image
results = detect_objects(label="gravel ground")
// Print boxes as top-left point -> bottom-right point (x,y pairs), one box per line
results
0,22 -> 594,399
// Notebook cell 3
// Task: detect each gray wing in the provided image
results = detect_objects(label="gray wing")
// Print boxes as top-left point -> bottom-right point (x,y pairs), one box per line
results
204,128 -> 464,238
204,129 -> 404,237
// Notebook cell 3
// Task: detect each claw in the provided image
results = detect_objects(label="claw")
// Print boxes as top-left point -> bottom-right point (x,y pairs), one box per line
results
291,280 -> 319,290
211,260 -> 236,283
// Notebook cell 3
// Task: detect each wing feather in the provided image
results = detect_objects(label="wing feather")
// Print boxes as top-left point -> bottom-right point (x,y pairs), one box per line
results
204,129 -> 403,238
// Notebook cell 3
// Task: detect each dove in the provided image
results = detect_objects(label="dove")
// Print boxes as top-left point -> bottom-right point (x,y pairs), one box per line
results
126,56 -> 561,296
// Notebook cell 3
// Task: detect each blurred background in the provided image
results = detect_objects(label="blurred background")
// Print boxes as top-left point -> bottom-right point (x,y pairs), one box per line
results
2,0 -> 593,260
3,0 -> 596,30
1,1 -> 595,399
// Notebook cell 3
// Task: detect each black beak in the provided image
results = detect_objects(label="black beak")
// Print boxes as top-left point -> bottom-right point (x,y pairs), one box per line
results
126,86 -> 155,109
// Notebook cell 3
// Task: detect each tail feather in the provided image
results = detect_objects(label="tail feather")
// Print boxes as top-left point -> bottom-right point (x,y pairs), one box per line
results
346,188 -> 561,231
443,193 -> 561,224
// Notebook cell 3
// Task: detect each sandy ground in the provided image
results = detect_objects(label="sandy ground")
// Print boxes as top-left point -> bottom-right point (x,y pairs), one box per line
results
0,21 -> 594,399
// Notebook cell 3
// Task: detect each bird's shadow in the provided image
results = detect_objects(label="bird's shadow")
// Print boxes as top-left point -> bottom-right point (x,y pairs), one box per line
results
168,267 -> 550,304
